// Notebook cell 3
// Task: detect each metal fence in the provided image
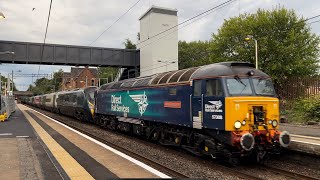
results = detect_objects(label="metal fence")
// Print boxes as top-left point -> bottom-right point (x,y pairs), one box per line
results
0,95 -> 15,121
274,77 -> 320,110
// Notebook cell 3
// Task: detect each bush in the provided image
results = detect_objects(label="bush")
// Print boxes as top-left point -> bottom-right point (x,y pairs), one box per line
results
288,95 -> 320,123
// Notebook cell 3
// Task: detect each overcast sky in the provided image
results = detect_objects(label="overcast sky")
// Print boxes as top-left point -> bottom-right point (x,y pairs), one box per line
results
0,0 -> 319,90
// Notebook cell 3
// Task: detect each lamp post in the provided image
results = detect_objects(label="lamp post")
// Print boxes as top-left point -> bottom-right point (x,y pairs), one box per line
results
245,35 -> 258,69
157,60 -> 177,72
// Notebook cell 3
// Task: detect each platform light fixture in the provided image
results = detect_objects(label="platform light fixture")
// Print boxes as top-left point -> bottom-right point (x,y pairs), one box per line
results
245,35 -> 258,69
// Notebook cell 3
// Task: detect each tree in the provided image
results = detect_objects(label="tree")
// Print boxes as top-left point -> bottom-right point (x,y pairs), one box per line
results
52,69 -> 63,91
178,40 -> 212,69
123,38 -> 137,49
98,38 -> 137,85
0,75 -> 17,93
210,7 -> 320,83
27,70 -> 63,95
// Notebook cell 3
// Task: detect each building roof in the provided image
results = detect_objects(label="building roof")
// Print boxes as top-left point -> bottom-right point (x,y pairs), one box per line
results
69,67 -> 97,78
139,6 -> 177,20
63,72 -> 71,78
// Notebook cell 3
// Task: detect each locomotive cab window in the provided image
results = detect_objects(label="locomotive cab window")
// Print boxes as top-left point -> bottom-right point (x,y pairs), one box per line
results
252,78 -> 275,96
226,78 -> 253,96
206,79 -> 223,96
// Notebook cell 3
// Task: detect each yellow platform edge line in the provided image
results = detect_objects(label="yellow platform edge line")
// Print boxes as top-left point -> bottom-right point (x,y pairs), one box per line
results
18,104 -> 94,180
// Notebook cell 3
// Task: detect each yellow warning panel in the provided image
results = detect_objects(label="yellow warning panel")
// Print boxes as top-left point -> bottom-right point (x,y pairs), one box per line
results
19,105 -> 94,180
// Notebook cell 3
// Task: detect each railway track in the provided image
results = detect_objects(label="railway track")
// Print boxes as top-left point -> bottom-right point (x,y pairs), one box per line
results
26,105 -> 318,180
261,165 -> 319,180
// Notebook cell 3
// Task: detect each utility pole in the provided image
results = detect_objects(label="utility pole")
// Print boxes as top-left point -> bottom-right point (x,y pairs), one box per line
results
85,76 -> 87,87
7,74 -> 10,96
11,70 -> 13,94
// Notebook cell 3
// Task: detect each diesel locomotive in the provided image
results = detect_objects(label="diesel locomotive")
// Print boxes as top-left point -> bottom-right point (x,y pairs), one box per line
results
24,62 -> 290,165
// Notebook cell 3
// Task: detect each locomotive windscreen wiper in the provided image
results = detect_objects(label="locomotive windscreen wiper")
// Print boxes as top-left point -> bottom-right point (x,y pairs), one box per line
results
234,76 -> 246,87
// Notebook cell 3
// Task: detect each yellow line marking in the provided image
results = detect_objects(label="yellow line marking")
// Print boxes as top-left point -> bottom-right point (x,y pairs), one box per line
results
18,105 -> 94,180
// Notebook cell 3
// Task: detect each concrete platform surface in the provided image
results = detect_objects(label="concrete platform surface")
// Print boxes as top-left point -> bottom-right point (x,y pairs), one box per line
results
280,123 -> 320,137
17,104 -> 167,179
0,106 -> 64,180
288,134 -> 320,156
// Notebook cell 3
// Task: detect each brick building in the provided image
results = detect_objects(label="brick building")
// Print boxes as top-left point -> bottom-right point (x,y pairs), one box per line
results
62,66 -> 98,90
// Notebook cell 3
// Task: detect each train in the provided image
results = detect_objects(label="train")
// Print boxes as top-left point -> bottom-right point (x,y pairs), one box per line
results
22,62 -> 291,165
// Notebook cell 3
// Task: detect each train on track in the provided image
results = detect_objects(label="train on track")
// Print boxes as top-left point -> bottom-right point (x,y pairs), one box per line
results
22,62 -> 291,165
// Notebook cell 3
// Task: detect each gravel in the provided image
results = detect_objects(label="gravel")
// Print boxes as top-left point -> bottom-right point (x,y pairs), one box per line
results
30,106 -> 320,180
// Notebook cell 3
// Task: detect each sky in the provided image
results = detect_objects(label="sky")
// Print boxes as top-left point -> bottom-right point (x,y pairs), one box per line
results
0,0 -> 319,90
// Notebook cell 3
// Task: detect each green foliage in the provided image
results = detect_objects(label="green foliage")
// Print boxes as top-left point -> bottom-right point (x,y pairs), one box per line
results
178,40 -> 213,69
27,69 -> 63,95
289,95 -> 320,122
0,75 -> 17,92
97,67 -> 118,84
99,38 -> 137,85
123,38 -> 136,49
210,7 -> 320,83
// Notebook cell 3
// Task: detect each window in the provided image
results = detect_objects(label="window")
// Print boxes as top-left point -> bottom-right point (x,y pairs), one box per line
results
193,80 -> 202,96
252,78 -> 275,96
226,78 -> 253,95
206,79 -> 223,96
91,79 -> 95,86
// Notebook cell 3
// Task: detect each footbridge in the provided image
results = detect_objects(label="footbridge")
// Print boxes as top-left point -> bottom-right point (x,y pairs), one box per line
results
0,40 -> 140,67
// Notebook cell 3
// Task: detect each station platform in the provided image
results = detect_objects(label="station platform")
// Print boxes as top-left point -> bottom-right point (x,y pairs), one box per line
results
0,104 -> 168,179
280,124 -> 320,156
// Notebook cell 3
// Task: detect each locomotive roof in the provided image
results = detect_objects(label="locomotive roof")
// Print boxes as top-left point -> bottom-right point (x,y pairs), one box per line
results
99,62 -> 270,90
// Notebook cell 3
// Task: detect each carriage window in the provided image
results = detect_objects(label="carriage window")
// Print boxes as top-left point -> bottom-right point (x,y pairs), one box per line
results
206,79 -> 223,96
193,80 -> 202,96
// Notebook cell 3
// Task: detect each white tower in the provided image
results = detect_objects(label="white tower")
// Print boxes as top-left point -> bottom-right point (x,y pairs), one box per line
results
138,6 -> 178,77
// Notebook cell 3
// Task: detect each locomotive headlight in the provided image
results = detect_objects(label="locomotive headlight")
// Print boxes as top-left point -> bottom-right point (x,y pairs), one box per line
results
242,120 -> 246,125
272,120 -> 278,127
234,121 -> 242,129
268,120 -> 273,125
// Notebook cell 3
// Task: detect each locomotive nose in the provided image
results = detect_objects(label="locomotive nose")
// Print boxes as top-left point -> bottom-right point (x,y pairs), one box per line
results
279,131 -> 291,147
240,133 -> 255,151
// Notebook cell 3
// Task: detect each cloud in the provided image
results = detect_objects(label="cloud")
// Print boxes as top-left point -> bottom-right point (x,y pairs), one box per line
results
0,0 -> 319,90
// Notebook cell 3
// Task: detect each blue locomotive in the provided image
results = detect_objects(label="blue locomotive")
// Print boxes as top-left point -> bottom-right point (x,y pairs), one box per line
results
25,62 -> 290,165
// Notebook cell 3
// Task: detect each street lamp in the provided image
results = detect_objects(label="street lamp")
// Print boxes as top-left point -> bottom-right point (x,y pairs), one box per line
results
157,60 -> 177,72
0,12 -> 5,19
245,35 -> 258,69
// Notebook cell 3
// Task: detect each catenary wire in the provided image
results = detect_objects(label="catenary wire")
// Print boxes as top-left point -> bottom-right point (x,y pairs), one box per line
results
304,14 -> 320,22
36,0 -> 53,82
89,0 -> 143,46
101,0 -> 236,66
136,0 -> 236,46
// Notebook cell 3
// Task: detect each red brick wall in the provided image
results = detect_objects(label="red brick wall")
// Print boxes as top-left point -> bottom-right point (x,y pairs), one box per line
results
62,67 -> 98,90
